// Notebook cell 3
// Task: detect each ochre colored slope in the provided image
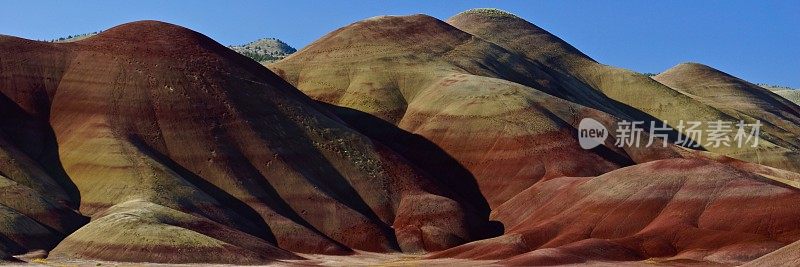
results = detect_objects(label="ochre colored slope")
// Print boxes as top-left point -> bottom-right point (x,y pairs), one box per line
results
49,199 -> 297,264
446,9 -> 593,67
654,63 -> 800,125
271,15 -> 688,209
271,15 -> 635,124
431,158 -> 800,266
0,174 -> 86,257
773,90 -> 800,105
394,73 -> 657,207
272,10 -> 800,266
273,14 -> 522,123
446,9 -> 800,174
446,9 -> 719,123
744,239 -> 800,267
654,63 -> 800,171
0,20 -> 488,261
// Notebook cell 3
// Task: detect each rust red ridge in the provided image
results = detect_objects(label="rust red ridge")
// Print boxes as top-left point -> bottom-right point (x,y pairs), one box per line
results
1,18 -> 487,259
429,158 -> 800,265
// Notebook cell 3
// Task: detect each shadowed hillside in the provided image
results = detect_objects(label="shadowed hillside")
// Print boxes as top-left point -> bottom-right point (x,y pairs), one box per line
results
0,20 -> 493,263
269,14 -> 690,209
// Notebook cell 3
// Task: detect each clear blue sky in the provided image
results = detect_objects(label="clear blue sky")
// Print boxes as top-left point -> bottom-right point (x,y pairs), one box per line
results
2,1 -> 798,87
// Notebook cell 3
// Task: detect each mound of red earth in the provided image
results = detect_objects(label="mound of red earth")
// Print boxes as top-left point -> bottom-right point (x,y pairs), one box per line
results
0,20 -> 494,263
270,14 -> 684,210
431,157 -> 800,265
270,8 -> 800,266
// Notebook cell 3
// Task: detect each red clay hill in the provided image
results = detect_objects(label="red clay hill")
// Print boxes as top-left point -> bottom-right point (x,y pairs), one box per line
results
270,14 -> 678,210
270,8 -> 800,266
0,8 -> 799,267
0,20 -> 493,263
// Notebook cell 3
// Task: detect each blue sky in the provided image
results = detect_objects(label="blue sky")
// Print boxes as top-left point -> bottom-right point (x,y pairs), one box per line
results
2,1 -> 798,87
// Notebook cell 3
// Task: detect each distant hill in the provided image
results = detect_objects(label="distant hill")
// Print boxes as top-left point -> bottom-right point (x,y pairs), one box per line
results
758,83 -> 797,91
770,88 -> 800,105
51,32 -> 100,42
228,38 -> 296,64
758,84 -> 800,105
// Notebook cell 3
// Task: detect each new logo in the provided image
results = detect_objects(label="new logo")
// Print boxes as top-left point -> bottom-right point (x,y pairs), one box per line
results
578,118 -> 608,149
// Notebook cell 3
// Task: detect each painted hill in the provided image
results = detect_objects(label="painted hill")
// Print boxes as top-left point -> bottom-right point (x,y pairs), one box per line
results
229,38 -> 296,64
49,199 -> 296,264
270,8 -> 800,266
446,10 -> 728,137
269,14 -> 681,209
431,157 -> 800,265
0,20 -> 491,263
653,63 -> 800,171
654,63 -> 800,136
446,8 -> 800,173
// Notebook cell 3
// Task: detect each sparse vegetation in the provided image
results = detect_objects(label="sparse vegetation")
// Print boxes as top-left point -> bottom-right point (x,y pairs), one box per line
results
229,38 -> 296,64
237,50 -> 280,62
757,83 -> 796,90
50,31 -> 101,42
460,8 -> 518,18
